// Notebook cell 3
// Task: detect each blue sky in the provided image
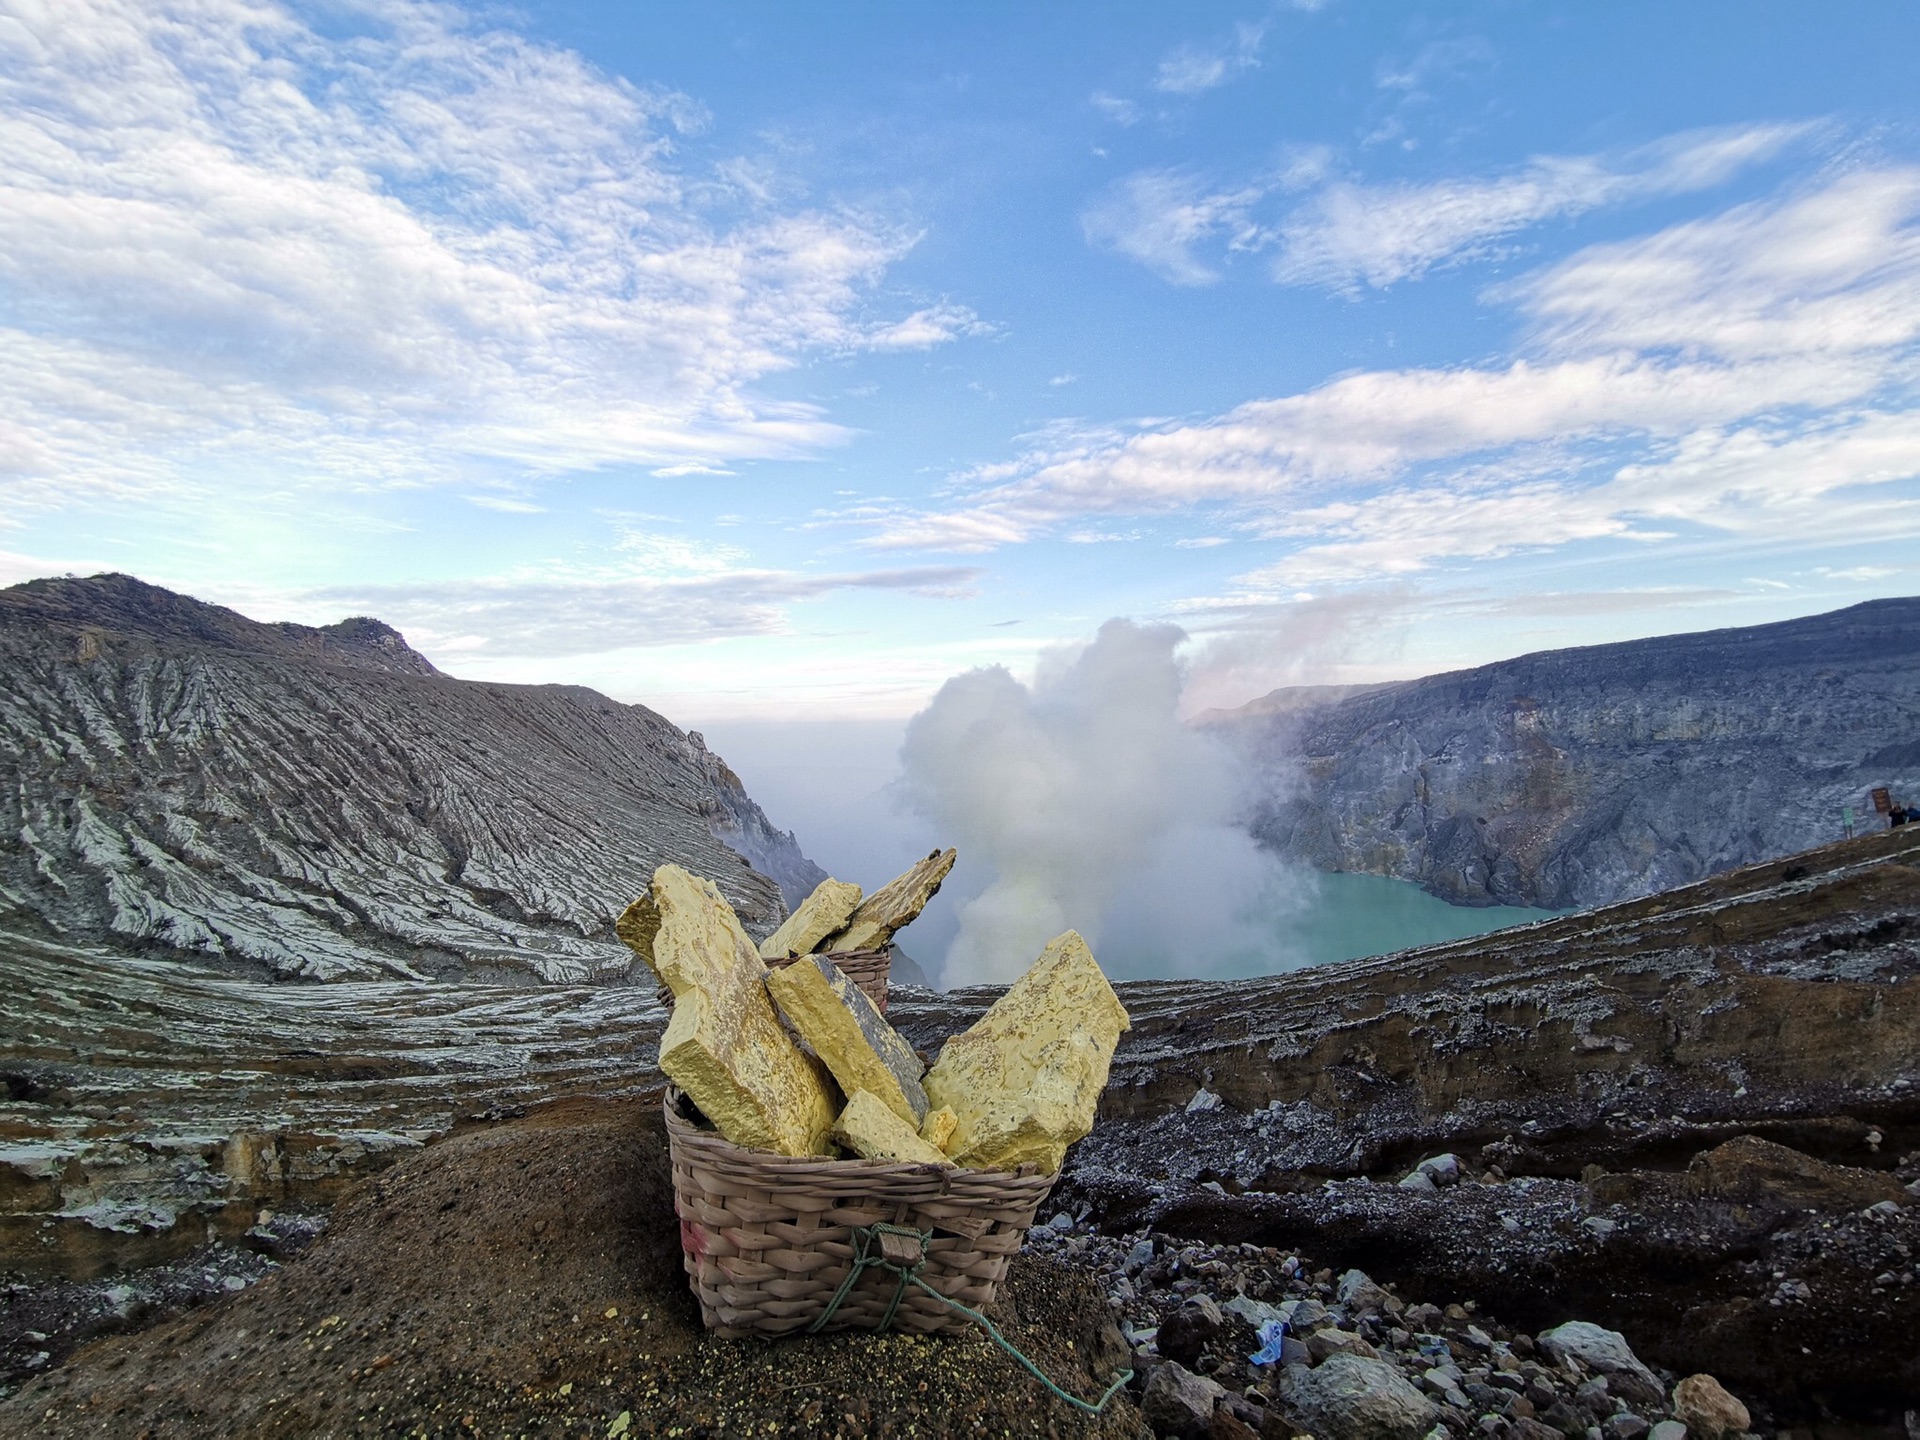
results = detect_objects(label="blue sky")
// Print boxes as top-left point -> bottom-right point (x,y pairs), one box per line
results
6,1 -> 1920,719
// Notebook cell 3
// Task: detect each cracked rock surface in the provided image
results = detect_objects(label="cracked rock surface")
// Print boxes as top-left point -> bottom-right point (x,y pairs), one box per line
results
0,574 -> 820,983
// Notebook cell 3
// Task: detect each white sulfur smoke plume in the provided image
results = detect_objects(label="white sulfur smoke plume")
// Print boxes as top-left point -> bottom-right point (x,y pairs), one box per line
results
899,618 -> 1300,987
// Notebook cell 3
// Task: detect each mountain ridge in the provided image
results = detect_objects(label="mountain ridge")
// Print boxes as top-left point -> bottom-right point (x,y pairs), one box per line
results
1216,597 -> 1920,908
0,573 -> 823,982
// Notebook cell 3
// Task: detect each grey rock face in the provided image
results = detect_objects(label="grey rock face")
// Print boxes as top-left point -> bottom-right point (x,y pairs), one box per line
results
0,575 -> 816,981
1217,598 -> 1920,908
1276,1354 -> 1438,1440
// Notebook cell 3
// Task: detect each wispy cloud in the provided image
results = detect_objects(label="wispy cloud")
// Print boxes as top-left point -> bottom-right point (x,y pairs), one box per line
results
1272,123 -> 1817,290
0,0 -> 978,513
1085,123 -> 1813,290
1153,20 -> 1267,96
876,166 -> 1920,588
1081,170 -> 1265,285
317,564 -> 985,660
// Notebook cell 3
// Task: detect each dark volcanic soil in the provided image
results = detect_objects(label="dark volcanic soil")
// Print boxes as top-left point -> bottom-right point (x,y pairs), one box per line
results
2,1095 -> 1144,1438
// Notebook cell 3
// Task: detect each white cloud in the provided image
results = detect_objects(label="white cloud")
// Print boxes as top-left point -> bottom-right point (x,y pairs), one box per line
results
1272,123 -> 1817,291
0,0 -> 974,511
1086,123 -> 1811,292
874,165 -> 1920,588
1081,169 -> 1264,285
1154,21 -> 1266,96
317,563 -> 985,660
864,303 -> 993,351
464,494 -> 544,514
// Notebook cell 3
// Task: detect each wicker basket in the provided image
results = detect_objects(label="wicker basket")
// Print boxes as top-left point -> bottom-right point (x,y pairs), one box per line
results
664,1087 -> 1056,1337
655,945 -> 893,1014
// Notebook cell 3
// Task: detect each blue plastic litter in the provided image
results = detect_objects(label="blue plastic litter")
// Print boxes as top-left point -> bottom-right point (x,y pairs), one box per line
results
1248,1318 -> 1289,1365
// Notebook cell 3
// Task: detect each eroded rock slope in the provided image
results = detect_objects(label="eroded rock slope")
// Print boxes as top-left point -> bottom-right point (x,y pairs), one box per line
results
1217,597 -> 1920,908
0,574 -> 821,983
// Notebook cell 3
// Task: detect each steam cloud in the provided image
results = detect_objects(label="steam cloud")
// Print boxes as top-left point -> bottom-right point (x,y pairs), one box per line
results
899,618 -> 1298,987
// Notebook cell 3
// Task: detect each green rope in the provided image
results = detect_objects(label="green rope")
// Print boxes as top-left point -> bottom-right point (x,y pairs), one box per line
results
805,1221 -> 1134,1418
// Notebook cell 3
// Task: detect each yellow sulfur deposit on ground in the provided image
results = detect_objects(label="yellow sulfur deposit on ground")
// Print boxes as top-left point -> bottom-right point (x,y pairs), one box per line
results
758,878 -> 863,960
618,865 -> 837,1157
923,930 -> 1130,1174
818,848 -> 955,954
766,954 -> 928,1125
832,1089 -> 952,1167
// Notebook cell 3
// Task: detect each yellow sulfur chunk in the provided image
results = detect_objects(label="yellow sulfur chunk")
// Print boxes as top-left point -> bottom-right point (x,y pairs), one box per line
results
918,1106 -> 959,1154
766,955 -> 927,1125
759,878 -> 863,961
617,865 -> 837,1157
832,1090 -> 951,1167
922,930 -> 1129,1175
817,848 -> 955,953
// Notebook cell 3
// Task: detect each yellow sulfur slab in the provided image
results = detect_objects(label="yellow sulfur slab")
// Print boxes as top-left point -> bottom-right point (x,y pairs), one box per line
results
918,1105 -> 958,1154
617,865 -> 837,1157
922,930 -> 1129,1175
832,1089 -> 952,1167
759,878 -> 863,960
818,848 -> 955,954
766,955 -> 927,1126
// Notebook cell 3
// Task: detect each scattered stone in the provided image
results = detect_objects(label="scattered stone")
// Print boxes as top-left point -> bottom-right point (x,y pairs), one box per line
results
1224,1295 -> 1288,1331
766,953 -> 928,1124
1188,1088 -> 1225,1114
1536,1322 -> 1664,1408
1143,1361 -> 1227,1440
1307,1328 -> 1381,1363
1416,1154 -> 1462,1186
1159,1294 -> 1226,1368
1124,1238 -> 1157,1275
817,848 -> 956,954
1648,1422 -> 1687,1440
923,929 -> 1130,1174
1336,1269 -> 1393,1316
757,877 -> 863,960
830,1089 -> 951,1166
1275,1354 -> 1439,1440
1582,1216 -> 1617,1239
618,866 -> 835,1157
1671,1375 -> 1749,1439
1604,1414 -> 1652,1440
1399,1170 -> 1439,1193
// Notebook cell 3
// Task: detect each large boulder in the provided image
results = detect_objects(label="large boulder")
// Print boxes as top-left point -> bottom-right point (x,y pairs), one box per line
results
1273,1355 -> 1437,1440
1142,1362 -> 1225,1440
923,930 -> 1130,1174
1157,1294 -> 1224,1368
1536,1322 -> 1664,1410
1672,1374 -> 1750,1439
617,866 -> 836,1157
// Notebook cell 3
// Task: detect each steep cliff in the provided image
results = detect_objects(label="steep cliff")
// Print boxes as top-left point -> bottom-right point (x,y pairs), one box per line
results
0,574 -> 821,982
1216,598 -> 1920,908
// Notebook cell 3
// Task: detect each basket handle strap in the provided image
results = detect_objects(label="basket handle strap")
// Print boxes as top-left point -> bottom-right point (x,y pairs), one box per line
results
807,1222 -> 1133,1418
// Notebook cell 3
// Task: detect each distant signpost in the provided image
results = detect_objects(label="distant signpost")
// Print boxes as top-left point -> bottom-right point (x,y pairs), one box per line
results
1872,787 -> 1893,814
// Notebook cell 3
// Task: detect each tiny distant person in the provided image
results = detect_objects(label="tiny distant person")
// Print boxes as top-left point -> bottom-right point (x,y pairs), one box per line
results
1893,804 -> 1909,828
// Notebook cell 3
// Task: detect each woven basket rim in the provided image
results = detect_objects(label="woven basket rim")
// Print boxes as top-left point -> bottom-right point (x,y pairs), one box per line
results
662,1085 -> 1049,1189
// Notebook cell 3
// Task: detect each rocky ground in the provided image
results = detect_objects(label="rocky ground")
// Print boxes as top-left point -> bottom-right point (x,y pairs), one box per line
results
5,824 -> 1919,1434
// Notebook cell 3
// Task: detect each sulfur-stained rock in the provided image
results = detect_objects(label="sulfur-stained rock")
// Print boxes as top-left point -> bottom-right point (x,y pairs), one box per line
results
818,848 -> 956,954
617,866 -> 837,1157
759,878 -> 863,961
765,955 -> 927,1125
922,930 -> 1129,1174
919,1106 -> 958,1154
832,1090 -> 952,1167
